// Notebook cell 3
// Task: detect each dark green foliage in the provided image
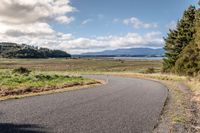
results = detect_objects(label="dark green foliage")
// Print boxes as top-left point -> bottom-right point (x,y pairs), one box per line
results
35,74 -> 61,81
163,29 -> 179,72
175,42 -> 200,76
163,5 -> 198,75
175,6 -> 200,76
163,6 -> 196,72
0,42 -> 71,58
195,8 -> 200,48
177,7 -> 200,76
12,67 -> 31,75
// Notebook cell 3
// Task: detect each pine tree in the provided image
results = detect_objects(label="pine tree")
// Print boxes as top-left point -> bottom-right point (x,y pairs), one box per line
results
174,6 -> 200,76
175,41 -> 200,76
163,6 -> 196,73
195,5 -> 200,49
163,29 -> 179,72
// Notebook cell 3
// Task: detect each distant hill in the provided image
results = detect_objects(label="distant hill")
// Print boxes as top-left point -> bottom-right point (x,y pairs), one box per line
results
0,42 -> 71,58
81,48 -> 165,57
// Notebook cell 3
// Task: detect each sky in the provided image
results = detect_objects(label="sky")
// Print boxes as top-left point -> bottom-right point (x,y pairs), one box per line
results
0,0 -> 198,54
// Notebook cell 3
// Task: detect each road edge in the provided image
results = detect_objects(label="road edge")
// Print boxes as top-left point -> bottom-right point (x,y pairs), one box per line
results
0,80 -> 105,102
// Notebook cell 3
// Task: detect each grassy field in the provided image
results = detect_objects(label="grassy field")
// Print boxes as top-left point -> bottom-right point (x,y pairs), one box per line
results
0,58 -> 162,73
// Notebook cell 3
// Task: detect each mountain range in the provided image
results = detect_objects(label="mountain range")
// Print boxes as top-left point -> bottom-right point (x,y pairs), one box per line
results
81,48 -> 165,57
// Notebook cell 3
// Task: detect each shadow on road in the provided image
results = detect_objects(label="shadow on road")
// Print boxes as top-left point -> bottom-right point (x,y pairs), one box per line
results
0,123 -> 48,133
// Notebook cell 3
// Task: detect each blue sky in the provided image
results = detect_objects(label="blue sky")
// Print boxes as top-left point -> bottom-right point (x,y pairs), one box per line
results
57,0 -> 197,37
0,0 -> 198,54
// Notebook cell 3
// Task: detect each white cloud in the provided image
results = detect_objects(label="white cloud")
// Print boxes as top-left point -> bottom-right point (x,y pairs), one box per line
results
123,17 -> 158,29
0,22 -> 54,37
0,0 -> 76,39
81,19 -> 93,25
59,32 -> 164,54
55,16 -> 75,24
0,0 -> 76,24
0,30 -> 164,54
58,33 -> 73,40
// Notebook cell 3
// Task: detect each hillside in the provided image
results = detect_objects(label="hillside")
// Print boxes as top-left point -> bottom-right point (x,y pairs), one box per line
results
0,42 -> 71,58
82,48 -> 164,57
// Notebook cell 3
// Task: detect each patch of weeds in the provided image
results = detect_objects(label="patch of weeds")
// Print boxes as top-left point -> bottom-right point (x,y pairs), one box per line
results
12,67 -> 31,75
144,67 -> 156,74
172,115 -> 187,124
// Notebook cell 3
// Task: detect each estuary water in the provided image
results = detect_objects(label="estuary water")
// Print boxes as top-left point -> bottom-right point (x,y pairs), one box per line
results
112,57 -> 163,60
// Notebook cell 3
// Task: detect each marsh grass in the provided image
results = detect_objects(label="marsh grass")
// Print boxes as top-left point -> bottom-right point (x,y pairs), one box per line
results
0,58 -> 162,72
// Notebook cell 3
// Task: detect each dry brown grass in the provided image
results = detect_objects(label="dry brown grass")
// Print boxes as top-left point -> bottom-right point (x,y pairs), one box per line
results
0,58 -> 162,73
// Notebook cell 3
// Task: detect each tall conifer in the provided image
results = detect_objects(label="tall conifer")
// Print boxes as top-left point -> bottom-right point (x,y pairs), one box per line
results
163,6 -> 196,72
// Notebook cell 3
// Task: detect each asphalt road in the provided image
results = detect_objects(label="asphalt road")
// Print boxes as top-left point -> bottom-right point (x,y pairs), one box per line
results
0,75 -> 168,133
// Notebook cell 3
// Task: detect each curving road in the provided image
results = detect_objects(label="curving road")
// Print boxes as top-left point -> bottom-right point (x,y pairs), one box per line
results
0,75 -> 167,133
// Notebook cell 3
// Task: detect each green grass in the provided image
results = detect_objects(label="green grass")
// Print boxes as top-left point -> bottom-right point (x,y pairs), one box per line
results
0,70 -> 94,90
0,58 -> 162,73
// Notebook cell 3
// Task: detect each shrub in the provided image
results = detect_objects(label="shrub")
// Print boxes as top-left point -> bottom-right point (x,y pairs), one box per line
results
144,67 -> 156,74
35,74 -> 53,80
12,67 -> 31,75
34,74 -> 67,81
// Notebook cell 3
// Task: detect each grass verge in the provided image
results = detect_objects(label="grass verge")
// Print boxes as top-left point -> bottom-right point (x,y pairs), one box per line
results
0,69 -> 102,101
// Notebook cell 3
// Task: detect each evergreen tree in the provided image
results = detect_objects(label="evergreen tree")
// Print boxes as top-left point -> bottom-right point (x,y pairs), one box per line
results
163,6 -> 196,72
173,5 -> 200,76
195,5 -> 200,49
163,29 -> 178,72
175,41 -> 200,76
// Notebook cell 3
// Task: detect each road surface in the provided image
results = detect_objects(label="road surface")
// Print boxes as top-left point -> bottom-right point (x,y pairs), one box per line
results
0,75 -> 167,133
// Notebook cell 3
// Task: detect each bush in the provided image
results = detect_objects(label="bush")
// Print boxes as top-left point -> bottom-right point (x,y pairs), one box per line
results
34,74 -> 67,81
35,74 -> 53,80
12,67 -> 31,75
144,67 -> 156,74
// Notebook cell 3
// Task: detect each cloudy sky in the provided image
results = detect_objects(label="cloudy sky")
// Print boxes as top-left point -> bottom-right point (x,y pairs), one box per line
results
0,0 -> 197,54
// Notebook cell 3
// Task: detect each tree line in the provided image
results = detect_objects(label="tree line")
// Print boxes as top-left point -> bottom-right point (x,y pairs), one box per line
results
0,42 -> 71,58
163,2 -> 200,76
